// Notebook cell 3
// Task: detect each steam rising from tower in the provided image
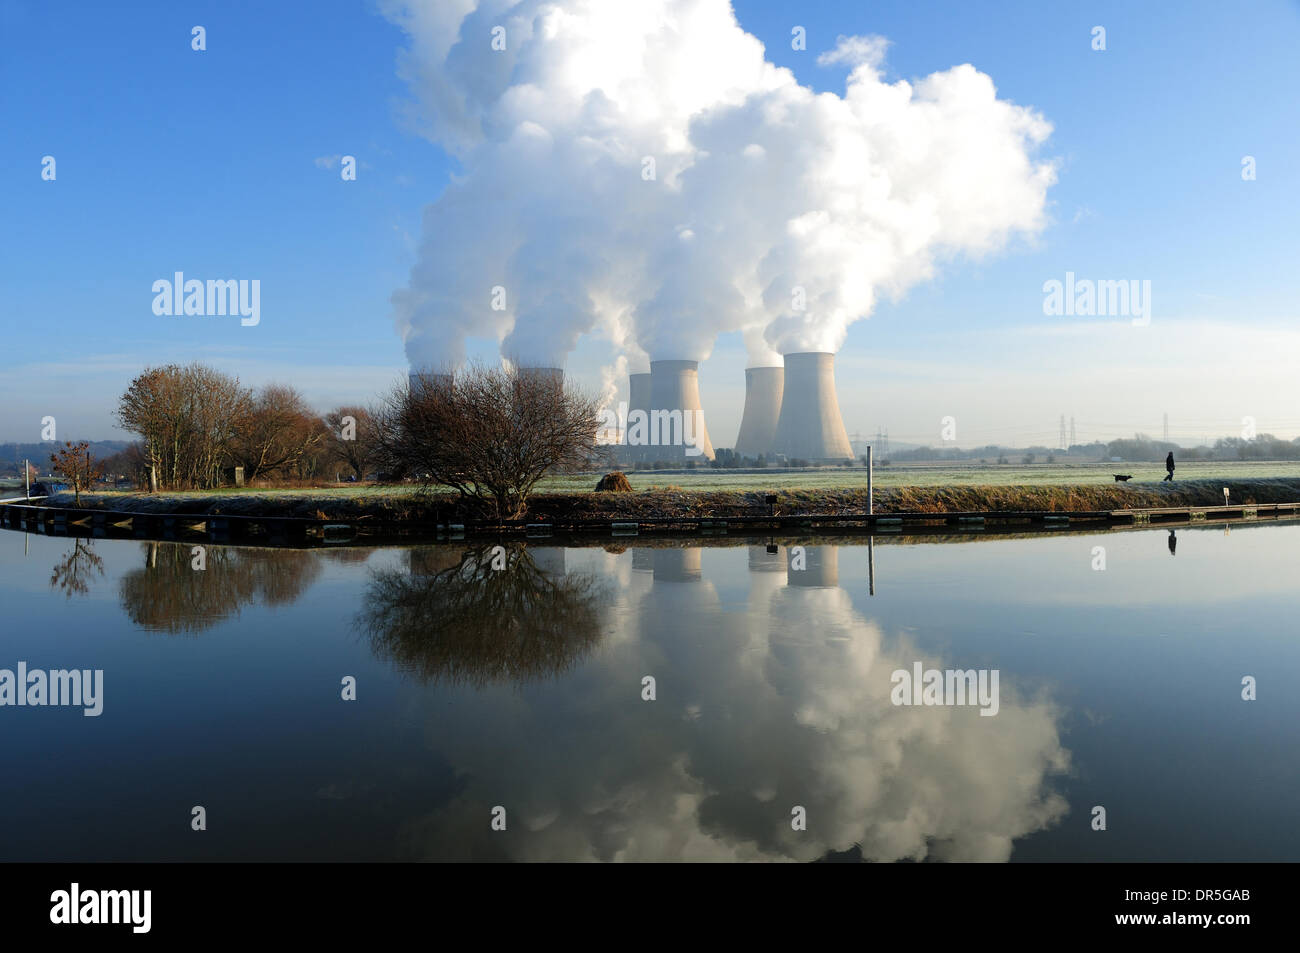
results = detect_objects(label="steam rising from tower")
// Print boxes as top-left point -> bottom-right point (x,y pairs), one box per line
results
384,1 -> 1057,377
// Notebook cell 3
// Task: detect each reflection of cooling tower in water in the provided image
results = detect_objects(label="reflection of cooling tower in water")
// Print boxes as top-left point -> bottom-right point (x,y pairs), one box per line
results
735,366 -> 784,458
748,544 -> 787,574
621,372 -> 653,465
771,352 -> 853,462
787,545 -> 839,588
748,544 -> 788,605
528,547 -> 567,577
646,360 -> 714,462
631,548 -> 655,573
652,546 -> 703,582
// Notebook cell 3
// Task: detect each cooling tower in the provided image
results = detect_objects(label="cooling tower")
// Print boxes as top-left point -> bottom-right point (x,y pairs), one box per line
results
647,360 -> 715,462
622,372 -> 653,465
408,368 -> 454,395
734,366 -> 784,458
771,352 -> 853,462
517,366 -> 564,386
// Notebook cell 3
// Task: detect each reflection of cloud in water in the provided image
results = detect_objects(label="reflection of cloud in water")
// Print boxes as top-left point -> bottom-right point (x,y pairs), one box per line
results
399,544 -> 1070,861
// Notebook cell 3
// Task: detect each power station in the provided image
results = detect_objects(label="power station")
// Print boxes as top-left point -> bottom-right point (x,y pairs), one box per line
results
413,345 -> 856,467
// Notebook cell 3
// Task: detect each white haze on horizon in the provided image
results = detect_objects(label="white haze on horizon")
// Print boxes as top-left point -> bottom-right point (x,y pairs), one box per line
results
381,0 -> 1057,375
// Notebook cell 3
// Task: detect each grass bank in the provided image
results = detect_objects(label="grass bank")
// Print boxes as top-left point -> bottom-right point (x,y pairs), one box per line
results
44,477 -> 1300,523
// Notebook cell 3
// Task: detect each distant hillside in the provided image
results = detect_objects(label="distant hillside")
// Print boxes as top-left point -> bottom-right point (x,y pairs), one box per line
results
0,441 -> 131,476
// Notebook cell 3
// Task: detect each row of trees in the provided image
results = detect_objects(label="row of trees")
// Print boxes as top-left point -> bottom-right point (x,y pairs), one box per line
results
113,363 -> 380,490
108,362 -> 606,519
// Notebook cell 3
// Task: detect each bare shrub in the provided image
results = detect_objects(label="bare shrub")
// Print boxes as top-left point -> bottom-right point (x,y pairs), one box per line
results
376,364 -> 609,520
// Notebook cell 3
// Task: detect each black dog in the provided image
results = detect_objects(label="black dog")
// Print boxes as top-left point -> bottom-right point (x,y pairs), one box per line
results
1113,474 -> 1132,482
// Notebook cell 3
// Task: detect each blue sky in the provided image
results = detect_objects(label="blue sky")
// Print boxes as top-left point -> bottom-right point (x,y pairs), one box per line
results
2,0 -> 1298,447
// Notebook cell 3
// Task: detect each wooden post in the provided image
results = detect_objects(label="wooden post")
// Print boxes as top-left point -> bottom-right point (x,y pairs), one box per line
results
867,445 -> 873,516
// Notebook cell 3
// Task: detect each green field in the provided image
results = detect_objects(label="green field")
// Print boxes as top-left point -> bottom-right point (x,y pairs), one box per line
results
537,460 -> 1300,493
31,459 -> 1300,504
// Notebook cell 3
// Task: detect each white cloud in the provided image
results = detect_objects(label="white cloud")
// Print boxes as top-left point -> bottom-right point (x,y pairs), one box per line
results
816,33 -> 891,69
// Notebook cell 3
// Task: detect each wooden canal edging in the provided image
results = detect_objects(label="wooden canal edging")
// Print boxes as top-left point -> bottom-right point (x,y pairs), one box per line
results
2,499 -> 1299,547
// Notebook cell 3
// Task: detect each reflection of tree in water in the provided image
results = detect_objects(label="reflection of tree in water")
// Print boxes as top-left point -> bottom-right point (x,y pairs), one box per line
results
118,542 -> 324,635
49,538 -> 105,598
358,545 -> 606,687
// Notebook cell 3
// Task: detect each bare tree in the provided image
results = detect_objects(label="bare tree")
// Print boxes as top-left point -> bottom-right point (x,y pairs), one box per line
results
376,365 -> 607,520
187,364 -> 252,487
49,440 -> 104,504
233,384 -> 325,482
323,405 -> 379,480
115,363 -> 250,489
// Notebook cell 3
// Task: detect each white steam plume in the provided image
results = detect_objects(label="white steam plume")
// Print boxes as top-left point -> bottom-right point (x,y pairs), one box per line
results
383,2 -> 1056,368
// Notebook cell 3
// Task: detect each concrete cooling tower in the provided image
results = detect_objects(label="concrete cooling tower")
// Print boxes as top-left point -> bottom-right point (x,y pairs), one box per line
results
771,352 -> 853,462
408,368 -> 454,395
647,360 -> 715,462
517,366 -> 564,386
734,366 -> 784,459
621,372 -> 653,465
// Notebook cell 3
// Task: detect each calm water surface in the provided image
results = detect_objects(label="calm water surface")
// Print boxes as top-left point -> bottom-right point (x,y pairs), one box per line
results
1,522 -> 1297,861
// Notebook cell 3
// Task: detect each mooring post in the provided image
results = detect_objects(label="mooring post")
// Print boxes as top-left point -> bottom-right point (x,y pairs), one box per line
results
867,445 -> 873,516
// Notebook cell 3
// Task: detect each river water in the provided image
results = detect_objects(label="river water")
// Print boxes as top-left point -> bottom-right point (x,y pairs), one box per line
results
1,522 -> 1296,861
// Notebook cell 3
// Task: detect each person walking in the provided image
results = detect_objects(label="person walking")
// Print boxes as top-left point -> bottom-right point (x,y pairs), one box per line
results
1164,451 -> 1175,481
